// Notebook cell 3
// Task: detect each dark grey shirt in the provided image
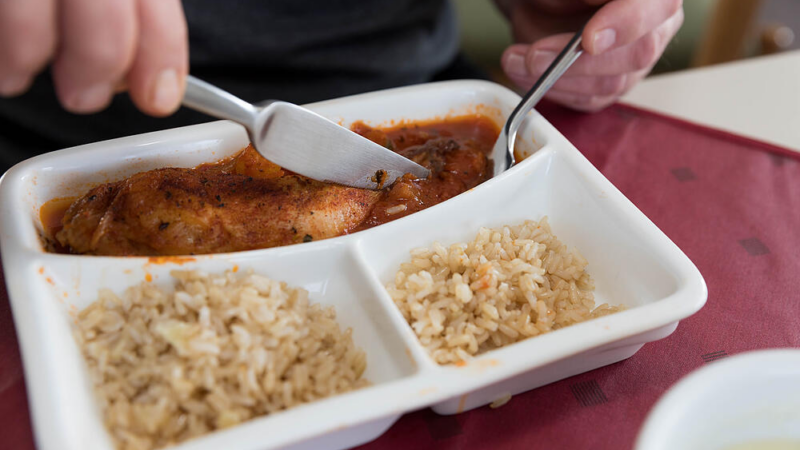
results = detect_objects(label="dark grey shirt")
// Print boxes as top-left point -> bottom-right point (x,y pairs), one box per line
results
0,0 -> 460,171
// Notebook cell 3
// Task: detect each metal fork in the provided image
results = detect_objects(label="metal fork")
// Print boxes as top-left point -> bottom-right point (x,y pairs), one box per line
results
492,25 -> 585,175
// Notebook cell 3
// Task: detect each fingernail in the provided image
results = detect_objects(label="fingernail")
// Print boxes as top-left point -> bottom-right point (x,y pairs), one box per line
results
593,28 -> 617,54
505,53 -> 527,77
0,75 -> 31,97
152,69 -> 181,114
531,50 -> 556,74
67,83 -> 113,113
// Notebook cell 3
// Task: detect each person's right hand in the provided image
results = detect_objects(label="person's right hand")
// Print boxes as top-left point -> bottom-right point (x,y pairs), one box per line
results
0,0 -> 188,116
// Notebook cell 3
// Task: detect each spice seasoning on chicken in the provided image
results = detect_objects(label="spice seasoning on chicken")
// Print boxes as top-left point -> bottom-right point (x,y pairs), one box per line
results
42,115 -> 499,256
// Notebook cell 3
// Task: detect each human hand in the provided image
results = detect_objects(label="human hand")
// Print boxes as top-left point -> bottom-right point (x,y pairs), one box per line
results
0,0 -> 188,116
500,0 -> 684,112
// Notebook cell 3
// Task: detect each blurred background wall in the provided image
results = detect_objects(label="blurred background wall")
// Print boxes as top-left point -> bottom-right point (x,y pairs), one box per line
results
452,0 -> 799,83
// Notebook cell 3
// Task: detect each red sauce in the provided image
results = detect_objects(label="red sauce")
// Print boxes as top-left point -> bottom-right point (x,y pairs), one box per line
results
351,115 -> 499,231
39,196 -> 76,238
41,115 -> 500,253
39,196 -> 77,252
146,256 -> 197,265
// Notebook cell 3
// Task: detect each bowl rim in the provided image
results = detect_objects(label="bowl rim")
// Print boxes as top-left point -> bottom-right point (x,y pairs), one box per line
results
635,348 -> 800,450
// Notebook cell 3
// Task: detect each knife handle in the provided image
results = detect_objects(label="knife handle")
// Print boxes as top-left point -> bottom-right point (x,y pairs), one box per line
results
182,75 -> 259,131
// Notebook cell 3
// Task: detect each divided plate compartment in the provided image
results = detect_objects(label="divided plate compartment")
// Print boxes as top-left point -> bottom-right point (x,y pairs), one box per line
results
24,246 -> 423,450
354,137 -> 703,415
0,80 -> 707,450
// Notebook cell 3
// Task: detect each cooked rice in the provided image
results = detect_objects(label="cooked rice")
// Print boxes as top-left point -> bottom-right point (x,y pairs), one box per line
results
75,270 -> 368,450
387,217 -> 621,364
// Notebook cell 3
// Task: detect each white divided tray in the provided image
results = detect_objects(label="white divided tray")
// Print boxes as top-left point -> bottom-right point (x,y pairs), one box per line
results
0,80 -> 707,450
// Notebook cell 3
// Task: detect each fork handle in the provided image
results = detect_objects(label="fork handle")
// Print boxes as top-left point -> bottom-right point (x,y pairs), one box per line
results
505,24 -> 586,152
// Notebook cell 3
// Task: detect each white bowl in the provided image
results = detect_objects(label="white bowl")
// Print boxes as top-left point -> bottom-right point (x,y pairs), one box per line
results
636,349 -> 800,450
0,80 -> 707,450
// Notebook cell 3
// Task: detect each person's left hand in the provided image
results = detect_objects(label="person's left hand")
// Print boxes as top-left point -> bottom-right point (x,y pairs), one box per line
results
500,0 -> 684,112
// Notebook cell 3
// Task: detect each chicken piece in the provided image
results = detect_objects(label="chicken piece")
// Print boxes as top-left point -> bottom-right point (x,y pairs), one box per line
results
56,167 -> 381,256
53,115 -> 498,257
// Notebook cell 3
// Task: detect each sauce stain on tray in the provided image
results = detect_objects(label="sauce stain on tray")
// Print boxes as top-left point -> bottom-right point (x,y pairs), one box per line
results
146,256 -> 197,266
456,394 -> 468,414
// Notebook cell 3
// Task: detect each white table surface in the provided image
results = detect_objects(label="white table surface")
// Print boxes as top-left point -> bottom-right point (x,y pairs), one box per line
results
622,50 -> 800,152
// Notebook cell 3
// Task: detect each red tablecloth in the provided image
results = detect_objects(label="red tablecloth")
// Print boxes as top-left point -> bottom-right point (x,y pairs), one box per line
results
2,103 -> 799,450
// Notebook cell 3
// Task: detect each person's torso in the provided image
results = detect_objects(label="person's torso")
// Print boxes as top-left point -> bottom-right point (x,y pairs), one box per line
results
0,0 -> 458,170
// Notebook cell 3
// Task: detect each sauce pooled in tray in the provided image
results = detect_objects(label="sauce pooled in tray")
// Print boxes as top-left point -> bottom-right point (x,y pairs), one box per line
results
41,115 -> 499,256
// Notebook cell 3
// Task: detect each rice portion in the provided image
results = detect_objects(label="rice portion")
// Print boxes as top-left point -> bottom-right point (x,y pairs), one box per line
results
387,217 -> 621,364
75,270 -> 368,450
